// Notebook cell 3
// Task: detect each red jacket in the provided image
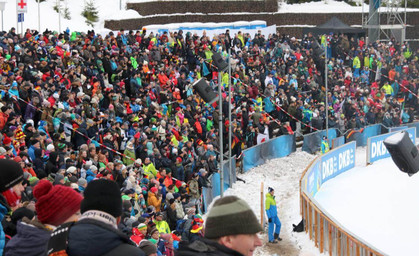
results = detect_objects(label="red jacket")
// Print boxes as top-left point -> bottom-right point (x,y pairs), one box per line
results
130,228 -> 145,246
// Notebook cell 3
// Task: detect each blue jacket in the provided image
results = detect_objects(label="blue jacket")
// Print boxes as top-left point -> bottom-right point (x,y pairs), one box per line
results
265,193 -> 277,219
5,220 -> 51,256
0,202 -> 7,256
28,145 -> 36,161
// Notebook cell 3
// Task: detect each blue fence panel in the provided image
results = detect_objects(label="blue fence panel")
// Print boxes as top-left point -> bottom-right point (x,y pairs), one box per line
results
332,136 -> 345,149
347,124 -> 382,147
243,134 -> 296,172
359,124 -> 382,146
389,126 -> 408,132
407,122 -> 419,138
302,128 -> 338,154
211,173 -> 221,199
243,144 -> 266,172
367,127 -> 416,164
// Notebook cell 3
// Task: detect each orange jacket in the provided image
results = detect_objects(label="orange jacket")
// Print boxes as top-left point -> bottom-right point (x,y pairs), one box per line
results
147,191 -> 162,212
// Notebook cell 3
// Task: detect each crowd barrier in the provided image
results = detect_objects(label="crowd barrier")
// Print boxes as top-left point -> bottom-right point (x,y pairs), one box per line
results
300,141 -> 385,256
407,121 -> 419,137
302,129 -> 338,154
332,136 -> 345,149
346,124 -> 382,147
367,127 -> 416,164
243,134 -> 296,172
389,126 -> 408,132
201,157 -> 236,213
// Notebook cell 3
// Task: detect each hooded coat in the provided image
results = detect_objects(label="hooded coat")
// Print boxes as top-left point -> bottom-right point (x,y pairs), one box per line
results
4,218 -> 51,256
45,151 -> 59,174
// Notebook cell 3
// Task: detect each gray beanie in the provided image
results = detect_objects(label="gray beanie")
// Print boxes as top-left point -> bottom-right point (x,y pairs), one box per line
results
139,240 -> 157,255
204,195 -> 262,239
78,178 -> 87,187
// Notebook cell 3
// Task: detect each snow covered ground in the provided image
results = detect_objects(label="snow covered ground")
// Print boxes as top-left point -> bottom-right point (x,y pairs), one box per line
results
217,149 -> 323,256
315,156 -> 419,256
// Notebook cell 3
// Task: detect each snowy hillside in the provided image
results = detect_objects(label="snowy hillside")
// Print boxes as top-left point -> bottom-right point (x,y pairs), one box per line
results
0,0 -> 140,34
3,0 -> 418,35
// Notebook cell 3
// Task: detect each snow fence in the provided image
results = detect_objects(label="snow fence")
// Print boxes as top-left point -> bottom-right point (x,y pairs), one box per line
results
300,141 -> 386,256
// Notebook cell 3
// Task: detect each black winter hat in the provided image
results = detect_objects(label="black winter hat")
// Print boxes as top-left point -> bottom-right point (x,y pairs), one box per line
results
0,159 -> 24,192
80,179 -> 122,218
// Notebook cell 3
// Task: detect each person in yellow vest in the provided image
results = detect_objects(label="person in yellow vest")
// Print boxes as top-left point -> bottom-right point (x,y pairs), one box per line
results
321,136 -> 330,154
353,55 -> 361,78
153,212 -> 171,234
382,82 -> 393,96
143,157 -> 157,178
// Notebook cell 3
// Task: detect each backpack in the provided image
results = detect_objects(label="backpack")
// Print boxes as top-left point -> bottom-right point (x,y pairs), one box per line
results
292,219 -> 305,233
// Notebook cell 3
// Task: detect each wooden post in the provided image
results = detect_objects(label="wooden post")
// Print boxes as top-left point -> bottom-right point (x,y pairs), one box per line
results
304,199 -> 308,233
328,223 -> 332,256
308,203 -> 312,240
314,211 -> 318,247
260,182 -> 264,228
337,230 -> 341,256
356,244 -> 360,256
346,236 -> 350,256
320,216 -> 324,253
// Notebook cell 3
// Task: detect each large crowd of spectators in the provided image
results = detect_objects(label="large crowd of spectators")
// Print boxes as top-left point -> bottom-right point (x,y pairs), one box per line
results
0,25 -> 417,255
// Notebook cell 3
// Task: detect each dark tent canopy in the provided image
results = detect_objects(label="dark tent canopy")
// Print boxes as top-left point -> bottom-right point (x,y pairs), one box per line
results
304,17 -> 366,36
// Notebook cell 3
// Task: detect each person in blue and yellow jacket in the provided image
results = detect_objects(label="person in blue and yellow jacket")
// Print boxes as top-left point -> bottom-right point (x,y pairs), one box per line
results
265,187 -> 282,243
321,136 -> 330,154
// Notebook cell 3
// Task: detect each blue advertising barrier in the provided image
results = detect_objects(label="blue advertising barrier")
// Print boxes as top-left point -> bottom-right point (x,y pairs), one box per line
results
367,127 -> 416,164
332,136 -> 345,149
407,121 -> 419,138
243,134 -> 296,172
302,129 -> 338,154
302,141 -> 356,197
389,126 -> 408,132
202,157 -> 236,212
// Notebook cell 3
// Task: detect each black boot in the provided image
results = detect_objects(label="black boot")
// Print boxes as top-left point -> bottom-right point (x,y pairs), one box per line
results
274,233 -> 282,241
268,240 -> 278,244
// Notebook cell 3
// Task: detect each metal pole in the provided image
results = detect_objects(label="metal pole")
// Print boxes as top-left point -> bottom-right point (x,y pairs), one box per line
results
16,3 -> 18,35
38,0 -> 40,32
1,11 -> 3,32
20,18 -> 23,36
120,0 -> 122,10
58,0 -> 61,33
325,47 -> 329,138
218,71 -> 224,197
228,49 -> 232,187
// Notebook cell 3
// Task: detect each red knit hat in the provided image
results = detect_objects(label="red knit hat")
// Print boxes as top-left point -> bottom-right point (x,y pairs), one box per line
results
33,180 -> 82,226
150,187 -> 158,194
3,136 -> 12,145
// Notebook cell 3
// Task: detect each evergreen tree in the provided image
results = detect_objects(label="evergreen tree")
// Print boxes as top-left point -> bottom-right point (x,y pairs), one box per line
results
82,0 -> 99,27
